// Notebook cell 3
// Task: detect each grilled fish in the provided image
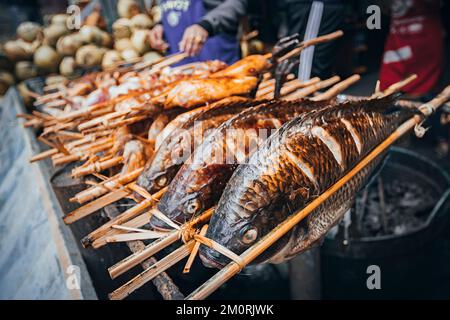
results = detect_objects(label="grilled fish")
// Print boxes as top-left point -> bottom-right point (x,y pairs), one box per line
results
164,76 -> 258,109
199,95 -> 417,267
136,97 -> 267,195
151,99 -> 330,230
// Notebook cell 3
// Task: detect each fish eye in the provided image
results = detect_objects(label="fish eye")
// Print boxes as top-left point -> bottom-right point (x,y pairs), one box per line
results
185,199 -> 201,215
156,175 -> 167,187
241,226 -> 258,245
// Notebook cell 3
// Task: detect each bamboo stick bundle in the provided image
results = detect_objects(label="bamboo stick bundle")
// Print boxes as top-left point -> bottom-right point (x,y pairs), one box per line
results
107,208 -> 214,279
184,85 -> 450,300
110,240 -> 195,300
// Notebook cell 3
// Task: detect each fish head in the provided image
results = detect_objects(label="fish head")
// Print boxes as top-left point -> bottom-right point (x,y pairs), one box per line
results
150,163 -> 233,230
199,164 -> 291,268
136,151 -> 182,195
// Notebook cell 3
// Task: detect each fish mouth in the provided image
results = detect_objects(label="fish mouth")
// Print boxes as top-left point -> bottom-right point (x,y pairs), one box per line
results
199,247 -> 227,269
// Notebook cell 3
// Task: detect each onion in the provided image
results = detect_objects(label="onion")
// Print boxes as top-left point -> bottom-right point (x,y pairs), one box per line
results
121,48 -> 139,62
131,13 -> 153,30
15,61 -> 39,80
114,38 -> 133,52
75,45 -> 107,68
131,29 -> 150,55
17,22 -> 42,42
34,45 -> 61,72
56,33 -> 83,56
143,51 -> 162,64
59,56 -> 77,76
43,24 -> 69,46
117,0 -> 141,19
112,18 -> 132,39
102,50 -> 123,69
3,40 -> 34,61
0,71 -> 14,96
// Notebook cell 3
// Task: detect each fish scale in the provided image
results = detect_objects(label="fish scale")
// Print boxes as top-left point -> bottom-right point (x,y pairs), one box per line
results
200,95 -> 418,267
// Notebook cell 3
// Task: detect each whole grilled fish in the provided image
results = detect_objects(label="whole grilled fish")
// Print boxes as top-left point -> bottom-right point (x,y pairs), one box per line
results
136,97 -> 267,195
151,99 -> 330,230
199,96 -> 417,268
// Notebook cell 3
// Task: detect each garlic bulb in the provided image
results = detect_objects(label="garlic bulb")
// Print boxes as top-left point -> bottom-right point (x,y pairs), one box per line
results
56,34 -> 83,56
17,22 -> 42,42
131,29 -> 150,55
114,38 -> 133,52
102,50 -> 123,69
130,13 -> 153,30
3,40 -> 34,61
34,45 -> 61,72
59,56 -> 77,76
121,48 -> 139,62
51,14 -> 69,26
43,24 -> 69,46
15,61 -> 39,80
151,6 -> 162,24
117,0 -> 140,19
112,18 -> 132,39
75,45 -> 107,68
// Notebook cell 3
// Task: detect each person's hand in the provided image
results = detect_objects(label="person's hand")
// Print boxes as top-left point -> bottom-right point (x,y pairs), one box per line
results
148,24 -> 169,52
179,24 -> 209,56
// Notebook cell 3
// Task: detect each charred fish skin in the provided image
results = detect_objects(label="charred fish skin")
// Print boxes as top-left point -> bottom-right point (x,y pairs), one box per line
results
136,97 -> 269,195
152,99 -> 331,230
200,96 -> 418,267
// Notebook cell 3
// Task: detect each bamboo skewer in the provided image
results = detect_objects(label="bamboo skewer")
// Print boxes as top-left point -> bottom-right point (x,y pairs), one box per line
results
311,74 -> 361,101
105,230 -> 169,243
284,76 -> 341,100
72,156 -> 123,177
81,187 -> 168,246
109,240 -> 195,300
63,184 -> 134,225
278,30 -> 344,62
71,168 -> 143,204
371,74 -> 417,98
185,85 -> 450,300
